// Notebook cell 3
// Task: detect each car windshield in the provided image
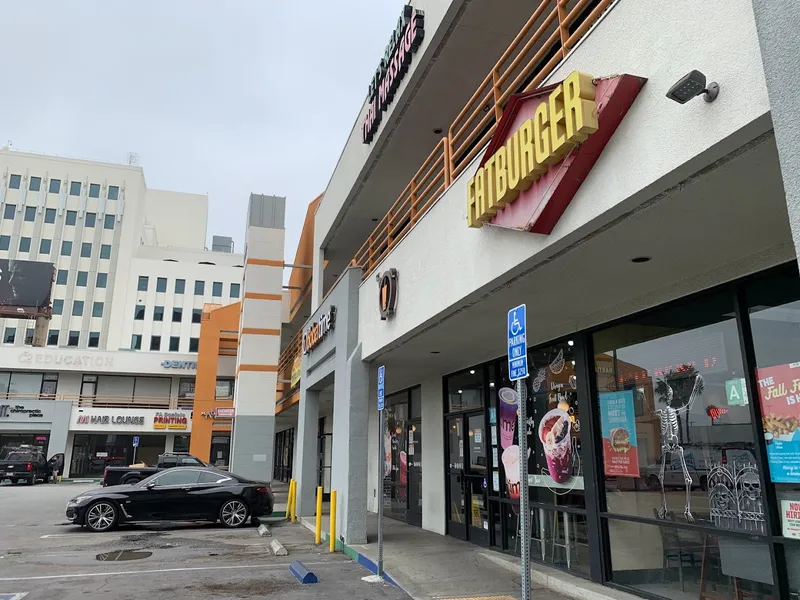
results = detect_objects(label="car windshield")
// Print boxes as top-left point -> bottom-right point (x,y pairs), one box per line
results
2,452 -> 34,461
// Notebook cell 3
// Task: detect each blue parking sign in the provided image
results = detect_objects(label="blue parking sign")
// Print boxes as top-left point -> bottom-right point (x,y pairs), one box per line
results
132,436 -> 139,448
507,305 -> 528,381
377,365 -> 386,410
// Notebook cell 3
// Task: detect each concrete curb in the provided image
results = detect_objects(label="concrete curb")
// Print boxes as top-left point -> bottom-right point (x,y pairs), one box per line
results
297,516 -> 401,589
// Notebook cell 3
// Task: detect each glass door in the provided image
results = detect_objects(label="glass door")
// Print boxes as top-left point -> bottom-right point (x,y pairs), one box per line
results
407,422 -> 422,526
447,416 -> 467,539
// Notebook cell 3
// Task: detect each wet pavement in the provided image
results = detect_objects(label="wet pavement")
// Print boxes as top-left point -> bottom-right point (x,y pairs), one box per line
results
0,481 -> 409,600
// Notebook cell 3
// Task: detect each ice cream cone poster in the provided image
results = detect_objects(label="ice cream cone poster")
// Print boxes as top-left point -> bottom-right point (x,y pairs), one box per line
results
599,390 -> 640,477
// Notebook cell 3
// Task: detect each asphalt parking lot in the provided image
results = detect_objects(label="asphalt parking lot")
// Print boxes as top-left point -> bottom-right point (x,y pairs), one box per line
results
0,481 -> 409,600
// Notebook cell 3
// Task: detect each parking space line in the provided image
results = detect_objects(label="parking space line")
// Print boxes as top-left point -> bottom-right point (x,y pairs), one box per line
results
0,561 -> 336,582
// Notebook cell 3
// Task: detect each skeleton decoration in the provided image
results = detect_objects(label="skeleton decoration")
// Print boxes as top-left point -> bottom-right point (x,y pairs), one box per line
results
655,373 -> 704,522
708,461 -> 765,534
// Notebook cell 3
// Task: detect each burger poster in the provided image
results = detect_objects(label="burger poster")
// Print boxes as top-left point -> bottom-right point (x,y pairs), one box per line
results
599,390 -> 640,477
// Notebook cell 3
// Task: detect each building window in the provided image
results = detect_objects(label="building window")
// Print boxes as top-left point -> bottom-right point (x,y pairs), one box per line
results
44,208 -> 56,223
92,302 -> 103,317
96,272 -> 108,288
100,244 -> 111,259
0,236 -> 8,251
88,332 -> 99,348
150,335 -> 161,351
104,214 -> 114,230
24,328 -> 34,345
172,307 -> 183,322
4,204 -> 15,219
65,210 -> 77,226
3,327 -> 15,344
24,206 -> 36,222
175,279 -> 185,294
89,183 -> 100,198
85,212 -> 96,227
156,277 -> 167,293
189,337 -> 199,353
67,331 -> 79,347
60,240 -> 72,256
49,179 -> 60,194
47,330 -> 58,346
192,308 -> 202,324
18,237 -> 31,253
137,275 -> 148,291
230,283 -> 240,298
56,270 -> 67,285
76,271 -> 88,286
52,299 -> 63,315
194,280 -> 205,295
131,334 -> 142,350
39,238 -> 51,254
215,379 -> 234,399
29,176 -> 41,192
153,306 -> 164,321
212,281 -> 222,296
9,174 -> 21,189
69,181 -> 81,196
108,185 -> 119,200
134,305 -> 145,320
72,300 -> 84,316
169,336 -> 180,352
80,242 -> 92,258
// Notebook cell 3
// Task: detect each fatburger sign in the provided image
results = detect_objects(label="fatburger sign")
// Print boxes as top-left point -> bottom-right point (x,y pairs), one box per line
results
302,306 -> 336,355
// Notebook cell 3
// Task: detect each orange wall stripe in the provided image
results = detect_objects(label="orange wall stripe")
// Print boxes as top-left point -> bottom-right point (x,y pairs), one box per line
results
244,292 -> 282,301
246,258 -> 284,267
236,364 -> 279,377
241,328 -> 281,336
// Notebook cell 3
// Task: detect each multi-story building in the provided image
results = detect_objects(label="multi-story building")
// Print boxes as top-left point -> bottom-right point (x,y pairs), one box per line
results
0,148 -> 243,477
277,1 -> 800,599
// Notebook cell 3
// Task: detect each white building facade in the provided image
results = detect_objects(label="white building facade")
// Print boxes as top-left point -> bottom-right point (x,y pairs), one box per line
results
0,148 -> 241,475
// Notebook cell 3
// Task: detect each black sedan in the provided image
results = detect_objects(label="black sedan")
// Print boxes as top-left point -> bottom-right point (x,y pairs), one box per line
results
66,467 -> 273,532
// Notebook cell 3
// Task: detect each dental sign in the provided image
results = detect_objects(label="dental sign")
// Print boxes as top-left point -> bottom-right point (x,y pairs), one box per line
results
302,306 -> 336,355
468,72 -> 645,233
362,5 -> 425,144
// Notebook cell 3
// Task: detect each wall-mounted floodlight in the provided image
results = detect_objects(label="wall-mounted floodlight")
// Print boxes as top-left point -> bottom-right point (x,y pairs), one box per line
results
666,70 -> 719,104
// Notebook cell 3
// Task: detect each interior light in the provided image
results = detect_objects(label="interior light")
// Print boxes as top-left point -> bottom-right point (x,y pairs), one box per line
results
571,360 -> 576,366
567,340 -> 574,346
489,382 -> 495,388
666,70 -> 719,104
458,390 -> 463,394
470,369 -> 475,375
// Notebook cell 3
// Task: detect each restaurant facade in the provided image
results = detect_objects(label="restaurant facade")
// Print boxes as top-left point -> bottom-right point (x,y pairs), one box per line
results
287,1 -> 800,598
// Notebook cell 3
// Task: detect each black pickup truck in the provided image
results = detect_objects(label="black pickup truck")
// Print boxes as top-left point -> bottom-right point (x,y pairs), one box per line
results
102,453 -> 208,486
0,445 -> 51,485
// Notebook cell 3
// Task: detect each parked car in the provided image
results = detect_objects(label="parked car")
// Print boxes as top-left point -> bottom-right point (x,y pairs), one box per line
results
67,467 -> 273,532
102,453 -> 208,486
0,445 -> 51,485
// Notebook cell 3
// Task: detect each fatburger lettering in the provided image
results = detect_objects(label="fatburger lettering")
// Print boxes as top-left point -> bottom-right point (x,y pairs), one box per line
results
467,71 -> 598,227
362,6 -> 425,144
302,306 -> 336,355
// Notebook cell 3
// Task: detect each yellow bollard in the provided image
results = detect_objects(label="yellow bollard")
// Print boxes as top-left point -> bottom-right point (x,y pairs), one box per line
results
329,490 -> 337,553
315,486 -> 323,544
290,480 -> 297,523
286,480 -> 292,520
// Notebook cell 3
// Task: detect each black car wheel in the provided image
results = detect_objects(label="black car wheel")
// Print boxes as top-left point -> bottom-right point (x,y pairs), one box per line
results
219,499 -> 249,528
85,501 -> 118,532
27,475 -> 35,486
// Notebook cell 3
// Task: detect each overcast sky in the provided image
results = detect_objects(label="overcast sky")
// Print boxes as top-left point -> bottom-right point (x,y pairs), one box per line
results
0,0 -> 404,266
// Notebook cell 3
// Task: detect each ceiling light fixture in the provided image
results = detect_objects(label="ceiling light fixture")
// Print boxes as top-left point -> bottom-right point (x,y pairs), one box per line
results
567,340 -> 574,347
631,256 -> 652,264
666,70 -> 719,104
430,350 -> 440,354
433,128 -> 443,135
469,369 -> 475,375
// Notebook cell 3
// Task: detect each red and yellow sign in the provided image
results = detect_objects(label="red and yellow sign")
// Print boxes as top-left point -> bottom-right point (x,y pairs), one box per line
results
153,411 -> 189,430
467,72 -> 645,233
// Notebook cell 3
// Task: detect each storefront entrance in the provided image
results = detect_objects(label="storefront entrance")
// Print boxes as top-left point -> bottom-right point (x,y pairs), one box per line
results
69,434 -> 166,477
384,387 -> 423,527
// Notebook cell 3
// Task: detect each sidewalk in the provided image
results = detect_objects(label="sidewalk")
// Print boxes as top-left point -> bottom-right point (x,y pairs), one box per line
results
296,511 -> 638,600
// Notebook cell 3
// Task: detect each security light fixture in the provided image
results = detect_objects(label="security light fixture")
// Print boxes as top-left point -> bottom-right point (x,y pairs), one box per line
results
666,70 -> 719,104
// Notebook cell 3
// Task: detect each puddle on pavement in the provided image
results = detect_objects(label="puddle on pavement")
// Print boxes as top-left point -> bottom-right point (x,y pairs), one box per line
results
96,550 -> 153,562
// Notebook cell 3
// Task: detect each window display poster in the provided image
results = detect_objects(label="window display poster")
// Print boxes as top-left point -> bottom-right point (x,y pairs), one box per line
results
782,499 -> 800,539
598,390 -> 640,478
757,363 -> 800,482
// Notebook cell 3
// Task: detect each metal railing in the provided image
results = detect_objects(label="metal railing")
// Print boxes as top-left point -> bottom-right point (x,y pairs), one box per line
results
0,393 -> 192,411
276,329 -> 302,402
350,0 -> 615,279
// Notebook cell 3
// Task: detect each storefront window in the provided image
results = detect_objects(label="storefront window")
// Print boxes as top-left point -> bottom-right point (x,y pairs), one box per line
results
210,434 -> 230,467
447,368 -> 484,411
173,435 -> 191,453
69,434 -> 166,477
385,393 -> 408,521
178,378 -> 195,409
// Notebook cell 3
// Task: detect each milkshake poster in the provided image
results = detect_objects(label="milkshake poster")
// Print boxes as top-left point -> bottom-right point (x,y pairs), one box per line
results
756,362 -> 800,483
598,390 -> 640,477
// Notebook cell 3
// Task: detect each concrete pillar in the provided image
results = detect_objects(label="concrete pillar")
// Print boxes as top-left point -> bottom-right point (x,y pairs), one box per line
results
420,376 -> 446,535
230,193 -> 285,481
750,1 -> 800,258
330,344 -> 369,544
294,387 -> 320,515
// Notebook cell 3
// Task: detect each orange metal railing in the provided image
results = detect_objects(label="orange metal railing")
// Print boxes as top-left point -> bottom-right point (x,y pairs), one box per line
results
276,329 -> 302,406
0,393 -> 191,410
349,0 -> 615,279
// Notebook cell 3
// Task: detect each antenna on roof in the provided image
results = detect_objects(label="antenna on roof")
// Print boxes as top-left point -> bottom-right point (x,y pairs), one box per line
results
126,152 -> 140,166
